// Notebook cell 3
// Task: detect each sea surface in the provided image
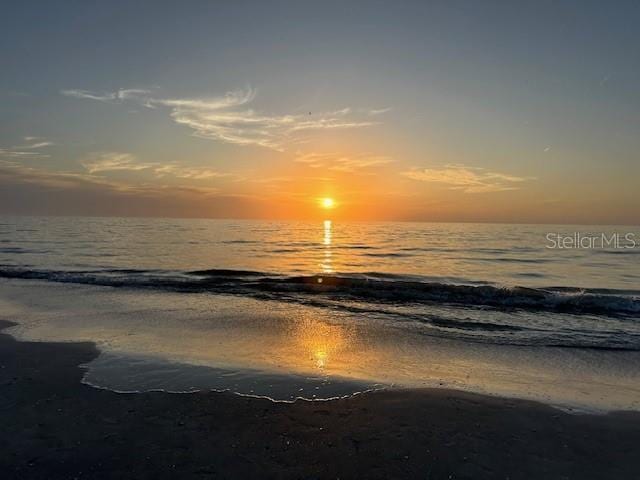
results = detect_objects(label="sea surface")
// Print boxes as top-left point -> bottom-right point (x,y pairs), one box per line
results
0,216 -> 639,411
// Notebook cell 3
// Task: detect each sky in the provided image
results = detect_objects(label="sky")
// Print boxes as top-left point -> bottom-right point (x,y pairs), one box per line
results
1,0 -> 639,224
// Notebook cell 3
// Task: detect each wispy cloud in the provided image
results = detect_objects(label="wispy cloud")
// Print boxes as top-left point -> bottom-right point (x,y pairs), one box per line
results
0,160 -> 278,219
60,89 -> 117,102
61,86 -> 386,150
153,164 -> 229,180
61,88 -> 153,102
295,152 -> 393,172
80,152 -> 153,173
0,149 -> 48,159
367,107 -> 392,115
16,137 -> 54,149
0,160 -> 222,198
402,164 -> 532,193
0,136 -> 53,159
20,141 -> 53,149
80,151 -> 230,180
0,159 -> 124,191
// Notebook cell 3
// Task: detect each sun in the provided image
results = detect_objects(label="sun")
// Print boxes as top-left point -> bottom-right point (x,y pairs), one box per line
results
320,197 -> 335,209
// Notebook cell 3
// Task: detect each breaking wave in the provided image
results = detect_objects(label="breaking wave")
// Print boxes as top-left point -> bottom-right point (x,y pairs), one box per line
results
0,266 -> 638,317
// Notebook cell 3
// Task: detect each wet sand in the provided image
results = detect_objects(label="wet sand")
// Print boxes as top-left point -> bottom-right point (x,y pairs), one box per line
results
1,319 -> 638,479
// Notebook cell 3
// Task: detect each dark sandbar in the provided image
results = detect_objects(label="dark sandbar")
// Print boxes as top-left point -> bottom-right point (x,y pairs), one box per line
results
0,319 -> 638,479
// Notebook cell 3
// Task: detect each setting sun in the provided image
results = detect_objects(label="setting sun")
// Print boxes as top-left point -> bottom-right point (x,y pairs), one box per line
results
320,197 -> 335,209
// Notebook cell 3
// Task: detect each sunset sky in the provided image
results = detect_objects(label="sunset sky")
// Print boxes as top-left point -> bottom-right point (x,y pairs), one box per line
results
1,1 -> 638,224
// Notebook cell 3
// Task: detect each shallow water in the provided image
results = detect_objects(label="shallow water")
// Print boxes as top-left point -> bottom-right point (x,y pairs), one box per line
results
1,279 -> 639,411
0,216 -> 639,411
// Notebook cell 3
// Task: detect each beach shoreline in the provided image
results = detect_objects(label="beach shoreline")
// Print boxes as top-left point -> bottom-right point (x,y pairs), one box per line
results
1,319 -> 639,479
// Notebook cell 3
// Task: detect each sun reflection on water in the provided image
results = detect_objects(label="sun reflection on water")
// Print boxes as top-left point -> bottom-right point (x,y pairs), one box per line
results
320,220 -> 333,273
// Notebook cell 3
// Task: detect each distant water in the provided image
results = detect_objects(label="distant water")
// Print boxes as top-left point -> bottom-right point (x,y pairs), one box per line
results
0,216 -> 639,410
1,216 -> 639,290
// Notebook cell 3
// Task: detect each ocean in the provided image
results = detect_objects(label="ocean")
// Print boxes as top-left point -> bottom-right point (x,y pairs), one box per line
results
1,216 -> 639,411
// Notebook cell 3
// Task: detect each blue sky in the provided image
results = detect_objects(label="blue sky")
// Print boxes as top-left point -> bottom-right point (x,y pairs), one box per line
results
1,1 -> 639,223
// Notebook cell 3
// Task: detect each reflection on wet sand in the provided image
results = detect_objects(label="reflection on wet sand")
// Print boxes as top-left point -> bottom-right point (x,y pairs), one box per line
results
290,316 -> 350,371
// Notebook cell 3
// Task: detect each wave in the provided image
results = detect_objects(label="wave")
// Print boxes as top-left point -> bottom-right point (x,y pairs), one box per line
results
595,249 -> 640,256
0,247 -> 51,254
190,268 -> 265,277
0,266 -> 638,317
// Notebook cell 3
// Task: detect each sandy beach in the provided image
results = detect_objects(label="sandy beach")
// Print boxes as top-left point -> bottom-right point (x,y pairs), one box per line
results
1,319 -> 638,479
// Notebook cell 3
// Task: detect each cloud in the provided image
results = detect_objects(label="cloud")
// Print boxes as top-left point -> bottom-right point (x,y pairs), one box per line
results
80,152 -> 153,173
79,151 -> 230,180
0,159 -> 225,196
61,86 -> 385,150
0,137 -> 53,159
152,164 -> 229,180
14,137 -> 54,149
61,88 -> 153,102
295,152 -> 393,172
0,160 -> 269,219
0,160 -> 124,191
367,107 -> 392,115
402,164 -> 532,193
0,149 -> 48,158
61,89 -> 118,102
20,141 -> 53,149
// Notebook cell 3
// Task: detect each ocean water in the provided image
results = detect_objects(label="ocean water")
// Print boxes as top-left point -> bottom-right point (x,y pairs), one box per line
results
0,216 -> 639,411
